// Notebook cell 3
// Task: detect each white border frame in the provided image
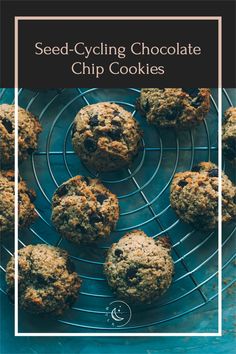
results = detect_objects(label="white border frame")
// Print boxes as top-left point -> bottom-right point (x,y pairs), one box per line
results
14,16 -> 222,337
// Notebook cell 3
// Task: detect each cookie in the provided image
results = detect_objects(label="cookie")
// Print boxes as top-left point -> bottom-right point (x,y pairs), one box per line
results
0,170 -> 37,234
51,175 -> 119,244
137,88 -> 210,128
6,244 -> 81,315
104,230 -> 174,304
72,102 -> 142,172
170,162 -> 236,230
0,104 -> 42,166
222,107 -> 236,163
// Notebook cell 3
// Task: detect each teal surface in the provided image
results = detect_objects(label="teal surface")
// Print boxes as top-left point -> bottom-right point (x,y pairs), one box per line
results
0,88 -> 235,352
0,289 -> 235,353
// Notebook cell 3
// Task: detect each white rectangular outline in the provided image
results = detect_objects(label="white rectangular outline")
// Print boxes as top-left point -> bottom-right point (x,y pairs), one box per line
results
14,16 -> 222,337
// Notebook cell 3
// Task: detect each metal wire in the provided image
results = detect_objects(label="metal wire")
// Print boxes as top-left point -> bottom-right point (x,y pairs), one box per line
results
0,88 -> 235,333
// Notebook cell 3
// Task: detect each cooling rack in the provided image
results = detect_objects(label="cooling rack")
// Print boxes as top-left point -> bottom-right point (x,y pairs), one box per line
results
0,88 -> 235,334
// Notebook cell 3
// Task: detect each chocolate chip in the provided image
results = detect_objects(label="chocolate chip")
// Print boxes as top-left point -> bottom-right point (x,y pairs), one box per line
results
90,115 -> 99,127
112,120 -> 122,126
126,266 -> 138,282
1,118 -> 13,133
76,224 -> 86,233
107,128 -> 122,140
182,88 -> 200,98
178,180 -> 188,187
7,174 -> 16,182
113,109 -> 120,116
114,249 -> 123,257
84,137 -> 97,152
90,213 -> 103,224
97,194 -> 107,204
208,169 -> 218,177
81,176 -> 90,185
191,96 -> 203,108
166,107 -> 182,121
191,165 -> 201,172
9,175 -> 14,182
36,274 -> 48,286
55,184 -> 67,197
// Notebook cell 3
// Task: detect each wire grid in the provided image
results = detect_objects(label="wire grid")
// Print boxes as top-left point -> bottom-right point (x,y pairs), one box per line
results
0,88 -> 235,333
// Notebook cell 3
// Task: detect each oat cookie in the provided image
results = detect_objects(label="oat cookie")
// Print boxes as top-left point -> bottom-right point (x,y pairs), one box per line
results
72,102 -> 142,171
222,107 -> 236,163
104,230 -> 174,304
6,244 -> 81,314
51,175 -> 119,244
170,162 -> 236,230
0,104 -> 42,166
0,170 -> 37,234
137,88 -> 210,128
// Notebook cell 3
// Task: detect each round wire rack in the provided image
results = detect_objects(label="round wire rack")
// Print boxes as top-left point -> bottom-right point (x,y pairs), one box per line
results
0,88 -> 235,333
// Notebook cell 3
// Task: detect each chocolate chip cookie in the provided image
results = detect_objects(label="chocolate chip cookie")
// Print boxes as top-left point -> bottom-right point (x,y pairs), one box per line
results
170,162 -> 236,230
104,230 -> 174,304
137,88 -> 210,128
6,244 -> 81,315
51,175 -> 119,244
222,107 -> 236,163
0,104 -> 42,166
0,170 -> 37,234
72,102 -> 142,171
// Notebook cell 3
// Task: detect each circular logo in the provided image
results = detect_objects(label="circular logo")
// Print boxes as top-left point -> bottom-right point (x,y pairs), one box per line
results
105,300 -> 132,328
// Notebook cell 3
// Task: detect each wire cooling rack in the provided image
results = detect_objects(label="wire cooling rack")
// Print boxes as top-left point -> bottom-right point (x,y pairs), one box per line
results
0,88 -> 235,334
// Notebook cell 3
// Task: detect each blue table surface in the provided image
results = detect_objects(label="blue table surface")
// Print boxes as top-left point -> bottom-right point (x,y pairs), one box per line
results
0,286 -> 236,354
0,88 -> 236,353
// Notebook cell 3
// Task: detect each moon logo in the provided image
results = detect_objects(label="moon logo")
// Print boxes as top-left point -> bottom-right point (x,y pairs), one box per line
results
105,300 -> 132,328
111,307 -> 125,322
